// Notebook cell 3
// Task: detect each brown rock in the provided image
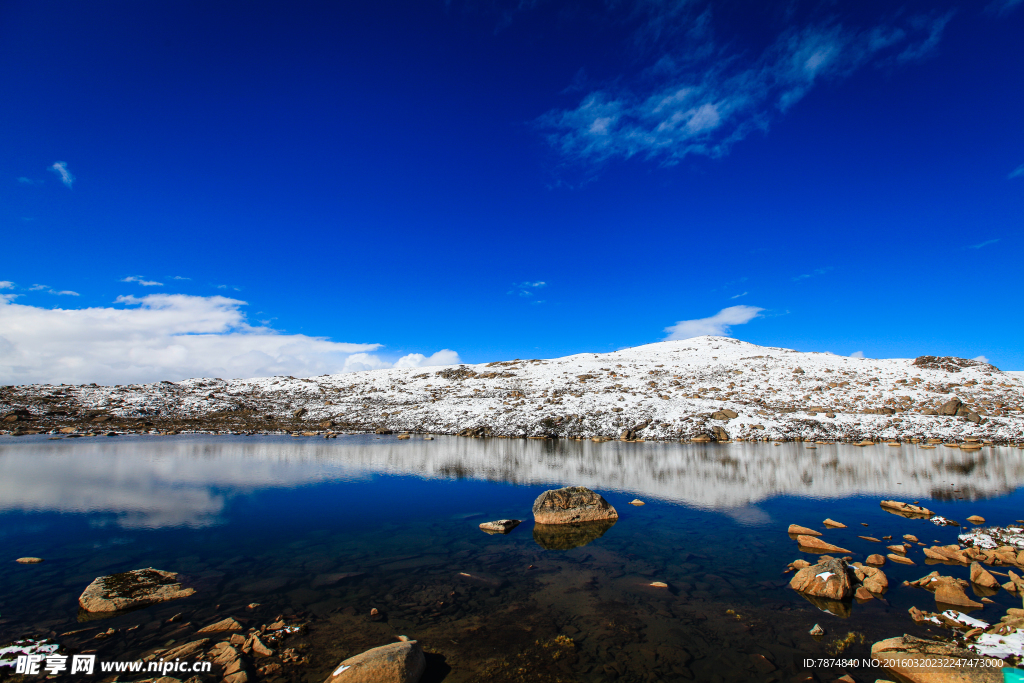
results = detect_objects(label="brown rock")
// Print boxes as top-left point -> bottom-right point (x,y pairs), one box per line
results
858,536 -> 881,542
970,562 -> 999,589
879,500 -> 934,517
797,535 -> 851,553
15,557 -> 44,564
197,617 -> 242,633
788,524 -> 821,537
871,636 -> 1002,683
934,580 -> 984,609
251,635 -> 273,657
853,565 -> 888,593
78,568 -> 195,614
321,640 -> 425,683
478,519 -> 521,534
865,554 -> 886,566
788,556 -> 853,600
854,586 -> 874,601
966,515 -> 985,525
903,534 -> 918,543
887,554 -> 916,565
823,519 -> 847,528
887,544 -> 907,554
532,487 -> 618,525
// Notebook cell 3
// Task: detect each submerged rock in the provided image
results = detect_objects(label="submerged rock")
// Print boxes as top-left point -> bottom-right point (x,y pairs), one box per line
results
532,486 -> 618,525
532,519 -> 617,550
78,568 -> 195,615
321,640 -> 425,683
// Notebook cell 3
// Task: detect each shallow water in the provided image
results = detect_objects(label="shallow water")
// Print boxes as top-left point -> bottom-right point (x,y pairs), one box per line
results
1,435 -> 1023,682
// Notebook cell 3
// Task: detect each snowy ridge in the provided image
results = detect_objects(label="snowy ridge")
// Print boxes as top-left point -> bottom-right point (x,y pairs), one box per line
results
3,336 -> 1023,442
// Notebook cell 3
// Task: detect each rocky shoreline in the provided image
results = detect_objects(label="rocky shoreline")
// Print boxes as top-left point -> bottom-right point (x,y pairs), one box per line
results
3,337 -> 1023,443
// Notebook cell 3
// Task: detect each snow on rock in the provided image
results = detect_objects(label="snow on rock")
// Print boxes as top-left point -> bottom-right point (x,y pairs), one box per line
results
2,336 -> 1023,442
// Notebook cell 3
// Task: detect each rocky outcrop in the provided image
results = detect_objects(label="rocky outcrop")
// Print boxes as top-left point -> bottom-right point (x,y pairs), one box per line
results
532,486 -> 618,525
78,568 -> 195,614
789,556 -> 853,600
321,640 -> 425,683
871,635 -> 1003,682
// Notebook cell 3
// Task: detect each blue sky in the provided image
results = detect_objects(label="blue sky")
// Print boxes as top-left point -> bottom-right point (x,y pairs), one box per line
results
1,0 -> 1022,383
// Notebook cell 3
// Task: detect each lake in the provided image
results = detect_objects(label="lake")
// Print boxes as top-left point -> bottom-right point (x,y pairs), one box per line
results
2,434 -> 1023,682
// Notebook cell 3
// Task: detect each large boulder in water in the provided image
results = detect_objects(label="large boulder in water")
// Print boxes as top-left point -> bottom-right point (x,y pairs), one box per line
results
321,640 -> 424,683
532,486 -> 618,525
78,568 -> 195,615
789,556 -> 853,601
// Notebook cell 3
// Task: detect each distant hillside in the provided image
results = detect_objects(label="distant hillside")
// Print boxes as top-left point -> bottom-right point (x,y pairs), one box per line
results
2,336 -> 1023,442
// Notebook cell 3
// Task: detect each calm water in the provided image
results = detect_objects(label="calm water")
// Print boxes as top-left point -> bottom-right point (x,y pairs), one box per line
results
2,435 -> 1024,682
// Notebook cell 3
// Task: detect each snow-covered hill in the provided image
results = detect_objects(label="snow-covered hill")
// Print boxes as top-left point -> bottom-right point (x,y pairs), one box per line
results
2,336 -> 1023,442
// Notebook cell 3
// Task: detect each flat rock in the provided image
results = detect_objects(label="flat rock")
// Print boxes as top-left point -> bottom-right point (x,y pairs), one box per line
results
197,617 -> 243,633
967,515 -> 986,525
322,640 -> 425,683
865,554 -> 886,566
788,524 -> 821,537
796,535 -> 851,554
478,519 -> 521,534
888,553 -> 916,565
789,556 -> 853,600
78,568 -> 195,614
532,486 -> 618,525
880,500 -> 935,518
823,519 -> 847,528
16,557 -> 44,564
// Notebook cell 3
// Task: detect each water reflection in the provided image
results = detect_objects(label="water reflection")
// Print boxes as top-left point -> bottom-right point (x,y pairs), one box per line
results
0,435 -> 1021,528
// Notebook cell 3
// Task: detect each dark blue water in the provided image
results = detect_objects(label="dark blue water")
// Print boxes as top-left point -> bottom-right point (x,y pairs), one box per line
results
1,435 -> 1022,682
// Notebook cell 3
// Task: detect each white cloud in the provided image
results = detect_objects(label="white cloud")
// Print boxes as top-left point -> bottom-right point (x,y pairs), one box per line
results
967,238 -> 999,250
0,281 -> 13,290
1011,164 -> 1024,179
17,177 -> 40,185
49,161 -> 75,188
24,284 -> 79,296
850,351 -> 865,359
394,350 -> 462,369
510,281 -> 547,297
663,305 -> 764,340
792,267 -> 833,282
730,291 -> 748,299
988,0 -> 1022,15
170,276 -> 191,280
122,276 -> 164,286
973,355 -> 990,363
0,294 -> 459,385
540,9 -> 952,166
